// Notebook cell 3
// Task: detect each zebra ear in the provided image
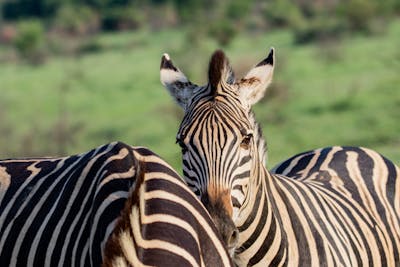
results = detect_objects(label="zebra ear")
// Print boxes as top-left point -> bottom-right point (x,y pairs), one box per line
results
160,53 -> 199,110
237,48 -> 274,106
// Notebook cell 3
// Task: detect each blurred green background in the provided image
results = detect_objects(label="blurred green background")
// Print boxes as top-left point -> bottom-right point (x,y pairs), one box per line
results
0,0 -> 399,171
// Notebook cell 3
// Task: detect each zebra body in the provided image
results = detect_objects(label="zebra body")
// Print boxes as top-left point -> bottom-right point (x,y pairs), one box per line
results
0,142 -> 136,267
270,146 -> 400,266
0,142 -> 233,267
102,147 -> 233,267
160,49 -> 400,266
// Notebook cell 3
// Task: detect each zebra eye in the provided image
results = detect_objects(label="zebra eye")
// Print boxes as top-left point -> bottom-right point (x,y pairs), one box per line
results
176,138 -> 188,153
240,133 -> 253,150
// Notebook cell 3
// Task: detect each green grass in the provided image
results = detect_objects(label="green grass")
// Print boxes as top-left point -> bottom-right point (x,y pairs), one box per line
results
0,20 -> 399,171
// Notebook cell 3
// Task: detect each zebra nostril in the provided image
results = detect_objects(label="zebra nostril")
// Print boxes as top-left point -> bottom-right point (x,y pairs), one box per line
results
228,228 -> 239,248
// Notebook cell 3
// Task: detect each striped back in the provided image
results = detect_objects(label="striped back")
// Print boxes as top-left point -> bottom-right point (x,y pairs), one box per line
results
0,142 -> 136,266
0,142 -> 233,266
270,146 -> 400,265
102,147 -> 233,267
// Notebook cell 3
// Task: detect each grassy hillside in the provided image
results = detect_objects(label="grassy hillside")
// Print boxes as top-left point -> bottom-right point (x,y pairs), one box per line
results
0,20 -> 399,171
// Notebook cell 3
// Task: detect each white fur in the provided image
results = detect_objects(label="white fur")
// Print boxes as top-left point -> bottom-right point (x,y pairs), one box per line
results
163,53 -> 170,61
238,51 -> 274,106
160,68 -> 188,86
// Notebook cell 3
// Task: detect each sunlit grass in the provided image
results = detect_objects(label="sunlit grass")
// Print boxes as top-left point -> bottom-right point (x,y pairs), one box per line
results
0,19 -> 399,169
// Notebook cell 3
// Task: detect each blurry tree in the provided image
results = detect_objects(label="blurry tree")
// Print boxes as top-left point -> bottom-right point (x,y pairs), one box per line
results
338,0 -> 377,33
1,0 -> 400,47
13,19 -> 46,64
293,15 -> 345,44
226,0 -> 251,20
53,4 -> 100,35
101,5 -> 143,31
208,19 -> 237,46
180,0 -> 252,47
2,0 -> 56,19
263,0 -> 304,28
2,0 -> 400,30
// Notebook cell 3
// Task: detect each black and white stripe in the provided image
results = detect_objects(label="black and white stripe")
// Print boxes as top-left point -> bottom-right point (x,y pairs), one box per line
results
0,142 -> 233,267
271,146 -> 400,265
102,147 -> 233,267
160,49 -> 400,266
0,142 -> 136,267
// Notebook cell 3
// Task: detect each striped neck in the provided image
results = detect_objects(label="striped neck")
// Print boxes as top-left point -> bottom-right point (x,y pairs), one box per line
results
234,164 -> 288,266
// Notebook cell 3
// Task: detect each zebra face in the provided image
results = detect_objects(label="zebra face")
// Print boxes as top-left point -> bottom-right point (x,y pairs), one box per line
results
175,96 -> 255,215
161,48 -> 274,251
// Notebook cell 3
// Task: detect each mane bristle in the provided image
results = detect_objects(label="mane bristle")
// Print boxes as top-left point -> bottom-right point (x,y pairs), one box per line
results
208,50 -> 227,95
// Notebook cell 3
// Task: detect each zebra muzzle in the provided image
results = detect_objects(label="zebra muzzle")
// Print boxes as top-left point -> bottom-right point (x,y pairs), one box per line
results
200,186 -> 240,251
215,213 -> 239,250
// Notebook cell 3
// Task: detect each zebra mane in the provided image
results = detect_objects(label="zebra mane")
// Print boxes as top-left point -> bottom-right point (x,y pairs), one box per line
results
208,50 -> 235,97
249,111 -> 268,166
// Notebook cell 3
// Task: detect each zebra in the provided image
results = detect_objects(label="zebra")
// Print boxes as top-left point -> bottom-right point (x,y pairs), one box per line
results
160,48 -> 400,266
102,146 -> 234,267
0,141 -> 233,267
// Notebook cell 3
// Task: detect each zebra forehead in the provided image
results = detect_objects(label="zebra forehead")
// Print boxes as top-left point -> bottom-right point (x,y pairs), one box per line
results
180,101 -> 252,132
184,84 -> 245,112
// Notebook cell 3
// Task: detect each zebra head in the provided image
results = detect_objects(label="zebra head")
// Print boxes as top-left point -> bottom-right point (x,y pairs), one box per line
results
160,49 -> 274,252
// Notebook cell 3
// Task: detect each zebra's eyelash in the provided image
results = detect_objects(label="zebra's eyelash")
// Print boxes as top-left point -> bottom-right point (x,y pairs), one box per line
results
240,133 -> 253,149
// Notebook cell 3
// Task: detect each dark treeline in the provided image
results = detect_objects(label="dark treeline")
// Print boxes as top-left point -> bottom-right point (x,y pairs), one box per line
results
2,0 -> 400,34
1,0 -> 400,64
